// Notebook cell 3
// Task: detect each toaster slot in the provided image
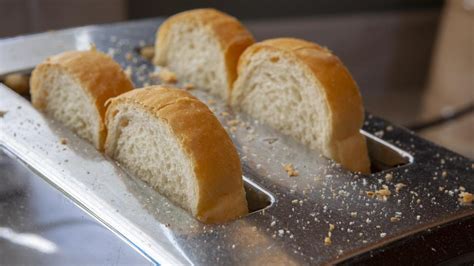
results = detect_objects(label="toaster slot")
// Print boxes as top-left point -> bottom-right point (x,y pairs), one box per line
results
243,177 -> 274,214
363,131 -> 413,173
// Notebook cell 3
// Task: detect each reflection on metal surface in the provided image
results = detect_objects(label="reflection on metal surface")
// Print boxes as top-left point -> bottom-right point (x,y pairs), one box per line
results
0,148 -> 152,265
0,19 -> 473,265
0,227 -> 58,254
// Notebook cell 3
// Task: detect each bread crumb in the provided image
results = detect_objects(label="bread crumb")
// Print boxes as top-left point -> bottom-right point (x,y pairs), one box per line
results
377,185 -> 391,197
329,224 -> 335,232
350,212 -> 357,217
395,183 -> 407,193
278,229 -> 284,236
3,73 -> 30,95
442,170 -> 447,177
157,68 -> 177,83
366,191 -> 375,198
59,138 -> 68,145
283,163 -> 299,177
459,191 -> 473,204
390,217 -> 400,222
221,111 -> 230,117
367,185 -> 391,201
384,173 -> 393,182
183,83 -> 194,90
125,52 -> 133,61
380,232 -> 387,238
324,236 -> 332,246
140,46 -> 155,60
0,110 -> 7,118
230,126 -> 237,132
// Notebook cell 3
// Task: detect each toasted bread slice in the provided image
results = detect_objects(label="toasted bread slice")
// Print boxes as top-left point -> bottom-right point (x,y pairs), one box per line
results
30,49 -> 133,150
153,8 -> 255,100
105,86 -> 248,223
231,38 -> 370,173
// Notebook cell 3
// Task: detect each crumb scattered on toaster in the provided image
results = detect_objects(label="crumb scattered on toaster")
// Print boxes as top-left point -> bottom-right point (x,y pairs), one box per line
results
59,138 -> 68,145
384,173 -> 393,182
0,110 -> 7,118
221,111 -> 229,117
390,217 -> 400,222
283,163 -> 299,177
459,191 -> 473,204
329,224 -> 335,232
366,185 -> 391,201
395,183 -> 406,193
324,236 -> 332,246
140,46 -> 155,60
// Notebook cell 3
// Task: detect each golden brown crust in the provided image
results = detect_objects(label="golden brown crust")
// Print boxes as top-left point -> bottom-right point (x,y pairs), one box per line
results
153,8 -> 255,96
30,49 -> 134,150
234,38 -> 370,173
105,86 -> 248,223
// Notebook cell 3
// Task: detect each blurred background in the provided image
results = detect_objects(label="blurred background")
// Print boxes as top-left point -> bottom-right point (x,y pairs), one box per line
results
1,0 -> 471,159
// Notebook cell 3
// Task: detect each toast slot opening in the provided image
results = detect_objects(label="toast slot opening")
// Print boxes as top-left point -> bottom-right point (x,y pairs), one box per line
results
362,131 -> 413,173
243,177 -> 274,214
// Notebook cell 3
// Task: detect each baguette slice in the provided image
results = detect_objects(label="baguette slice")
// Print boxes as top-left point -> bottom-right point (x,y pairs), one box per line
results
153,8 -> 255,100
231,38 -> 370,173
104,86 -> 248,223
30,49 -> 134,150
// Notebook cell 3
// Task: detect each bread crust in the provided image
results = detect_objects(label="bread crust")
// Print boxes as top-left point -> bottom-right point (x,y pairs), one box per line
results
30,49 -> 134,150
105,86 -> 248,223
233,38 -> 370,173
153,8 -> 255,98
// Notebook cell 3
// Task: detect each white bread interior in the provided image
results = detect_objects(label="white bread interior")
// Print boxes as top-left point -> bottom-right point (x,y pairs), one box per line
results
153,8 -> 254,100
30,49 -> 134,150
231,38 -> 371,173
37,67 -> 100,145
105,86 -> 248,223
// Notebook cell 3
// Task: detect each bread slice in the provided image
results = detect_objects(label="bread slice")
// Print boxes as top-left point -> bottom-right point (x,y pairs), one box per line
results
231,38 -> 371,173
104,86 -> 248,223
153,8 -> 255,100
30,49 -> 133,150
